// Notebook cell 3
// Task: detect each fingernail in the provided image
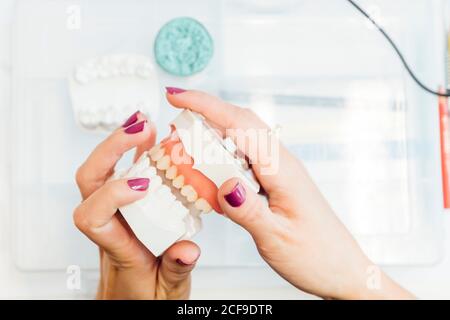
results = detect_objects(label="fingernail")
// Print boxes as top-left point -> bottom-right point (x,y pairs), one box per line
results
122,111 -> 139,128
127,178 -> 150,191
166,87 -> 186,95
124,120 -> 146,134
224,182 -> 246,207
176,258 -> 197,266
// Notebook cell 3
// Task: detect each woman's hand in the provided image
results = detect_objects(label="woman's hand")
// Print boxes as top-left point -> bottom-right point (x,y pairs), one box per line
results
166,88 -> 414,300
74,112 -> 200,300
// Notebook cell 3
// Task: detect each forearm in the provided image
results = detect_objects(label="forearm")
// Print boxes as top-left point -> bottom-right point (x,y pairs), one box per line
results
354,272 -> 415,300
342,262 -> 415,300
97,265 -> 156,300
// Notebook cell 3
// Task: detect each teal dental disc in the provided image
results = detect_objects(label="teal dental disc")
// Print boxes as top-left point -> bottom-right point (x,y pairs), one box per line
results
154,17 -> 214,77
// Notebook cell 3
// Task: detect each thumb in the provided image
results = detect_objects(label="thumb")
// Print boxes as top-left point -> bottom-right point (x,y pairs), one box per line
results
157,240 -> 200,299
218,178 -> 274,242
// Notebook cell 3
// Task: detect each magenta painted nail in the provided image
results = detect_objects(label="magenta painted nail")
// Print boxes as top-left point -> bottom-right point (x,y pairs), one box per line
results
122,111 -> 139,128
127,178 -> 150,191
124,120 -> 146,134
166,87 -> 186,95
176,258 -> 198,266
176,259 -> 191,266
224,182 -> 246,207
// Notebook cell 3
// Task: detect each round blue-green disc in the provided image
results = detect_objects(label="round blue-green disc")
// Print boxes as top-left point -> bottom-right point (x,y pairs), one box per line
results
154,17 -> 214,76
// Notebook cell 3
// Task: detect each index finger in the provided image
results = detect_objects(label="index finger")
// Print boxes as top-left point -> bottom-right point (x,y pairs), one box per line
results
166,89 -> 269,132
166,89 -> 291,192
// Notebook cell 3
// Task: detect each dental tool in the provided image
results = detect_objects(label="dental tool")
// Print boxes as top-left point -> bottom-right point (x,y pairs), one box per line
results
346,0 -> 450,97
115,110 -> 260,256
69,54 -> 160,131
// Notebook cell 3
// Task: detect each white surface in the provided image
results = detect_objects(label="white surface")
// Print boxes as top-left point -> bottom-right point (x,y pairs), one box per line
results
0,0 -> 449,299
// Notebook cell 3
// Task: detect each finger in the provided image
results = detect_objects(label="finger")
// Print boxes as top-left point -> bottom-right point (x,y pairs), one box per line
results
166,89 -> 292,193
217,178 -> 275,244
76,111 -> 154,199
166,88 -> 268,132
73,178 -> 151,258
134,119 -> 157,162
157,240 -> 201,299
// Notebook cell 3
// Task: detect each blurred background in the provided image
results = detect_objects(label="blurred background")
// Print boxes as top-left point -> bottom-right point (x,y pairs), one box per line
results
0,0 -> 450,299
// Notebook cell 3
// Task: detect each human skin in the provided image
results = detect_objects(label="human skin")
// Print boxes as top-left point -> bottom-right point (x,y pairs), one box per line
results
165,88 -> 415,300
73,112 -> 200,299
73,89 -> 414,300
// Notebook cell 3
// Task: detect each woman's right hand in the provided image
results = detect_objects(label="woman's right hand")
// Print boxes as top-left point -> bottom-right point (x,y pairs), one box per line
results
166,88 -> 414,300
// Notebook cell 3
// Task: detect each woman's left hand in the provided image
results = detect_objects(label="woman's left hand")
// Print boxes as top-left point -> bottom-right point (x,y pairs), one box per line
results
73,112 -> 200,300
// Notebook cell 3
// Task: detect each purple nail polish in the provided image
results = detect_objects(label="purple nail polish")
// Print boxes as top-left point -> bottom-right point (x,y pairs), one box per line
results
176,259 -> 190,266
224,182 -> 246,207
124,120 -> 146,134
166,87 -> 186,95
122,111 -> 139,128
176,258 -> 197,266
127,178 -> 150,191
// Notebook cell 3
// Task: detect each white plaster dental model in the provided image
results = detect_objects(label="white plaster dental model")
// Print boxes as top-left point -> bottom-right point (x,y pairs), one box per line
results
69,54 -> 159,131
116,110 -> 261,256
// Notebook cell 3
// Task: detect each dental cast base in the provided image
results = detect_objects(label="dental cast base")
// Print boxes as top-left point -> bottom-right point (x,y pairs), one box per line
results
116,110 -> 260,256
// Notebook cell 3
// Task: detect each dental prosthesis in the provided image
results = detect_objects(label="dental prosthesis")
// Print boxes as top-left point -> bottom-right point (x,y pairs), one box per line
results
116,110 -> 260,256
69,54 -> 159,131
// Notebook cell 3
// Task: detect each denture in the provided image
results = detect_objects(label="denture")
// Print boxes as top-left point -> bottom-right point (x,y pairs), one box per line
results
115,110 -> 260,256
69,54 -> 160,131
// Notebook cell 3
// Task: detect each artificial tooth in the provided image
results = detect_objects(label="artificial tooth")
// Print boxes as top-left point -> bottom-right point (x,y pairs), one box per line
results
120,63 -> 135,76
150,146 -> 165,162
135,151 -> 150,166
141,166 -> 157,179
136,67 -> 152,78
128,155 -> 150,177
170,130 -> 179,140
74,69 -> 89,85
181,185 -> 198,202
194,198 -> 212,213
156,155 -> 171,170
183,214 -> 202,239
79,111 -> 92,126
165,165 -> 178,180
149,144 -> 161,156
98,67 -> 110,78
172,175 -> 185,189
148,175 -> 162,193
86,68 -> 98,79
110,66 -> 120,76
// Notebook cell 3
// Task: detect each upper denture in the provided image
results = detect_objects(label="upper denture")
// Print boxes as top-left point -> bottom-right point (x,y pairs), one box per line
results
160,136 -> 222,213
165,165 -> 178,179
156,155 -> 171,170
149,144 -> 165,162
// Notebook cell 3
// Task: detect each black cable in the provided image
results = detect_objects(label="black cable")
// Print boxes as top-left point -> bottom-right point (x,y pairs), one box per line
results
345,0 -> 450,97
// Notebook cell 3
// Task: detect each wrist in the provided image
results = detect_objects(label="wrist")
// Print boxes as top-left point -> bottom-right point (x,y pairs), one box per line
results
343,263 -> 415,300
97,264 -> 156,300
